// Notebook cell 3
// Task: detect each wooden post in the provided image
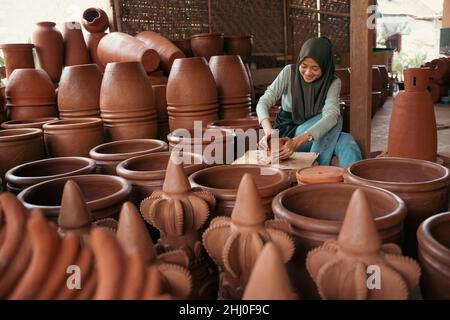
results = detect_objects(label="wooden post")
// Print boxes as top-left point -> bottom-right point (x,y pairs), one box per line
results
443,0 -> 450,28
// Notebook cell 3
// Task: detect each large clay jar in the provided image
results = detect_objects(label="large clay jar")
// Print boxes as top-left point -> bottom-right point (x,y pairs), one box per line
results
32,22 -> 64,83
190,33 -> 224,61
0,129 -> 45,189
0,43 -> 35,77
58,64 -> 102,118
89,139 -> 168,175
1,117 -> 57,130
136,31 -> 185,73
152,84 -> 169,141
97,32 -> 160,73
5,157 -> 96,194
17,174 -> 131,221
224,35 -> 253,63
272,183 -> 407,299
85,32 -> 107,72
190,164 -> 290,217
344,157 -> 449,258
62,22 -> 91,66
81,7 -> 110,33
417,212 -> 450,300
388,68 -> 437,161
43,118 -> 104,157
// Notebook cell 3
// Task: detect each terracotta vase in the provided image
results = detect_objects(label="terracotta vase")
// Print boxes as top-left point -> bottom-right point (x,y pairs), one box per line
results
85,32 -> 107,72
417,212 -> 450,300
0,44 -> 35,78
272,183 -> 407,299
58,64 -> 102,118
296,166 -> 344,185
152,84 -> 169,141
190,33 -> 224,61
97,32 -> 160,73
344,157 -> 449,258
224,36 -> 253,63
62,22 -> 91,66
388,68 -> 437,161
5,157 -> 96,195
171,38 -> 193,57
89,139 -> 168,175
32,22 -> 64,83
81,8 -> 110,33
1,117 -> 57,130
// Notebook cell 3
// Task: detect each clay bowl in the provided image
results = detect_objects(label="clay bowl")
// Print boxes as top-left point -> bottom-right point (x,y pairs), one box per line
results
89,139 -> 168,175
1,117 -> 57,130
6,69 -> 55,106
344,157 -> 450,258
5,157 -> 96,194
296,166 -> 344,185
209,55 -> 251,99
189,164 -> 290,217
190,33 -> 224,61
417,212 -> 450,300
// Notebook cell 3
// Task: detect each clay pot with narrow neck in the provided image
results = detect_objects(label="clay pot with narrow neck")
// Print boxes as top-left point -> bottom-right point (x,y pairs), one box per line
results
344,157 -> 449,258
190,33 -> 224,61
81,8 -> 110,33
5,157 -> 96,194
388,68 -> 437,161
0,44 -> 35,78
1,117 -> 57,130
296,166 -> 344,185
32,22 -> 64,83
62,22 -> 91,66
224,36 -> 253,63
85,32 -> 107,72
417,212 -> 450,300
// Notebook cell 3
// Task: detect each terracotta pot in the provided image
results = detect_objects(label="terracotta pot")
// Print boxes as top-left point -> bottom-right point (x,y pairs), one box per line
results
17,174 -> 131,220
116,151 -> 206,204
8,105 -> 57,121
220,108 -> 251,120
153,84 -> 170,141
344,157 -> 449,258
0,129 -> 45,189
32,22 -> 64,83
168,111 -> 218,131
428,80 -> 443,103
5,156 -> 96,194
335,68 -> 350,95
89,139 -> 168,175
429,58 -> 448,81
102,117 -> 158,142
388,68 -> 437,161
43,118 -> 104,157
272,182 -> 407,299
296,166 -> 344,185
81,8 -> 110,33
6,69 -> 55,107
224,36 -> 253,63
190,33 -> 224,61
85,32 -> 107,72
58,64 -> 102,118
417,212 -> 450,300
0,44 -> 35,77
62,22 -> 91,66
1,117 -> 57,130
190,164 -> 290,217
172,38 -> 193,57
97,32 -> 160,72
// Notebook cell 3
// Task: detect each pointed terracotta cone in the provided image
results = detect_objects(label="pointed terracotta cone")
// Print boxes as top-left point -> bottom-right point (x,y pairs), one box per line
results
242,242 -> 296,300
116,201 -> 157,264
58,180 -> 92,229
231,173 -> 266,225
162,154 -> 191,194
337,189 -> 382,254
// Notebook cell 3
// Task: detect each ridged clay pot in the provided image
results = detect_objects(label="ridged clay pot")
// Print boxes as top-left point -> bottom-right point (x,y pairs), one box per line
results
81,8 -> 110,33
62,22 -> 91,66
224,35 -> 253,63
190,33 -> 224,61
0,44 -> 35,78
1,117 -> 57,130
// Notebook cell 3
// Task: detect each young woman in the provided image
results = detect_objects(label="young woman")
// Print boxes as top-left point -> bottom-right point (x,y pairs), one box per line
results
257,37 -> 362,167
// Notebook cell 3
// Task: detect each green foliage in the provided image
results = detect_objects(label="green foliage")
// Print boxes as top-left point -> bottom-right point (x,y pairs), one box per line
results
392,51 -> 427,81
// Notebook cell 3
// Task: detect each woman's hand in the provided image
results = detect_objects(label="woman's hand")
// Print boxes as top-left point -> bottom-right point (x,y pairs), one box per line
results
275,134 -> 310,161
258,131 -> 273,151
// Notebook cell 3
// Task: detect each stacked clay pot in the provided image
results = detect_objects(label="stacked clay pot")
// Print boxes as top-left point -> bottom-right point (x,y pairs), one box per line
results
81,7 -> 109,72
62,21 -> 91,66
58,64 -> 102,118
152,84 -> 169,141
166,57 -> 219,130
0,44 -> 35,78
209,55 -> 252,119
224,35 -> 253,63
190,33 -> 224,61
100,62 -> 158,141
5,69 -> 57,120
1,117 -> 57,130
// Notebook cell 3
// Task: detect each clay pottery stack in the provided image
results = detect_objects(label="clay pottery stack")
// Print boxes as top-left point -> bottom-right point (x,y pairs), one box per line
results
0,129 -> 45,189
32,22 -> 64,83
190,33 -> 224,61
344,157 -> 450,258
43,118 -> 104,158
152,85 -> 169,141
58,64 -> 102,118
6,69 -> 57,120
81,7 -> 110,33
97,33 -> 160,73
1,117 -> 57,130
296,166 -> 344,185
0,44 -> 35,78
417,212 -> 450,299
89,139 -> 168,175
272,183 -> 407,299
224,35 -> 253,63
388,68 -> 437,161
171,38 -> 193,57
190,164 -> 290,217
209,55 -> 252,119
62,22 -> 91,66
100,62 -> 158,141
166,57 -> 219,130
5,157 -> 96,194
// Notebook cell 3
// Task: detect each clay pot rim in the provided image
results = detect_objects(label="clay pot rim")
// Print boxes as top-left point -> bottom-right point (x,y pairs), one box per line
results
170,56 -> 207,64
36,21 -> 57,27
103,61 -> 147,73
0,43 -> 34,49
417,212 -> 450,265
207,117 -> 259,129
1,117 -> 58,129
344,157 -> 450,192
43,118 -> 103,130
190,33 -> 224,39
152,84 -> 167,89
89,139 -> 168,161
272,183 -> 406,234
6,100 -> 56,107
82,7 -> 103,21
61,63 -> 101,71
296,166 -> 344,184
167,129 -> 235,143
0,128 -> 42,141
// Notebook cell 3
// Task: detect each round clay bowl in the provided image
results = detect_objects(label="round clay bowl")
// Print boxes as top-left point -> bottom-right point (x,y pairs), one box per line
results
209,55 -> 251,99
224,36 -> 253,63
417,212 -> 450,300
82,7 -> 109,33
5,156 -> 96,194
1,117 -> 57,129
18,174 -> 131,220
190,33 -> 224,60
296,166 -> 344,185
89,139 -> 168,175
6,69 -> 55,106
189,164 -> 290,217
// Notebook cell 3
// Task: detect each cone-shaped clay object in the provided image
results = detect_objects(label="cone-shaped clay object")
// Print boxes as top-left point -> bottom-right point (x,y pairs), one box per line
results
242,242 -> 296,300
306,189 -> 421,300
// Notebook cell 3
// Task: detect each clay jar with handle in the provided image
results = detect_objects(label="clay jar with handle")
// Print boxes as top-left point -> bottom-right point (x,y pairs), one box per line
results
190,33 -> 224,61
388,68 -> 437,161
0,44 -> 35,78
296,166 -> 344,185
89,139 -> 168,175
58,64 -> 102,118
1,117 -> 57,130
43,118 -> 104,157
224,35 -> 253,63
417,212 -> 450,300
32,22 -> 64,83
5,157 -> 96,195
81,7 -> 110,33
62,21 -> 91,66
344,157 -> 450,258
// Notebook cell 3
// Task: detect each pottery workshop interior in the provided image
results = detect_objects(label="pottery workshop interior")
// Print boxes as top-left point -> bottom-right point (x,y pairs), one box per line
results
1,0 -> 450,304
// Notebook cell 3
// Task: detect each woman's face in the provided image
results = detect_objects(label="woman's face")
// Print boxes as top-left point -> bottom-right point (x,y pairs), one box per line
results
299,58 -> 322,83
